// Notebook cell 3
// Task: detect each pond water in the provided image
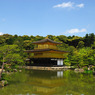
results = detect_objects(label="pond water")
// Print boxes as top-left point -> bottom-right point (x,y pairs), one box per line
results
0,69 -> 95,95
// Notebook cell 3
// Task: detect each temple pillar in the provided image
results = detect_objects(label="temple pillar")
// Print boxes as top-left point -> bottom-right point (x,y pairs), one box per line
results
57,59 -> 63,66
60,59 -> 63,65
57,59 -> 60,66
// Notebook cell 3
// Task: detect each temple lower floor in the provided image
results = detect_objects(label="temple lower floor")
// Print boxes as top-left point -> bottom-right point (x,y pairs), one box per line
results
29,58 -> 64,67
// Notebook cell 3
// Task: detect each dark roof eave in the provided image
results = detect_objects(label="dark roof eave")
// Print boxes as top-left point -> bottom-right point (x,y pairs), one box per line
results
24,49 -> 69,53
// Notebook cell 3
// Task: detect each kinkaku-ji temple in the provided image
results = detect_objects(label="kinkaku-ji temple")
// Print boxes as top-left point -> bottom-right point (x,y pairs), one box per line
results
25,37 -> 68,66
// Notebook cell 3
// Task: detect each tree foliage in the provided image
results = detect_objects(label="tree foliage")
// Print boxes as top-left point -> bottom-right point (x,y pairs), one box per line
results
0,33 -> 95,69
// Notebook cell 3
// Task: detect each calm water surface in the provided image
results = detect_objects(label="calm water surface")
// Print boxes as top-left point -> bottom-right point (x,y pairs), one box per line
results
0,69 -> 95,95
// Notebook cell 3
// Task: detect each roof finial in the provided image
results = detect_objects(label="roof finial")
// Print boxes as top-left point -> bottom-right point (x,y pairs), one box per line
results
45,35 -> 49,39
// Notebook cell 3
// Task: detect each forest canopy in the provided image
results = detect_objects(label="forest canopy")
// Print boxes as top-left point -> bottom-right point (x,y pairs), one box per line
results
0,33 -> 95,68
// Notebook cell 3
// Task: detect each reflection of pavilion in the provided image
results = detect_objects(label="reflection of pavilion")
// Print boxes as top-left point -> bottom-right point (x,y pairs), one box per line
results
27,70 -> 64,95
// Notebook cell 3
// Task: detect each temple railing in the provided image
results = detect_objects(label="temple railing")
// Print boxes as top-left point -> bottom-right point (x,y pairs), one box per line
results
34,45 -> 58,50
30,53 -> 64,58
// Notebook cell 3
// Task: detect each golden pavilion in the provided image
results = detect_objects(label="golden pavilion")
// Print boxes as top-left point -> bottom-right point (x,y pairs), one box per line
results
25,37 -> 68,66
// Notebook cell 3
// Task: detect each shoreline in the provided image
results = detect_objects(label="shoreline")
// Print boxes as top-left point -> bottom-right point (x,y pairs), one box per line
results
20,66 -> 72,71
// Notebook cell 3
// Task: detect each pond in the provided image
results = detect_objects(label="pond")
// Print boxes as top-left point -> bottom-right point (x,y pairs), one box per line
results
0,69 -> 95,95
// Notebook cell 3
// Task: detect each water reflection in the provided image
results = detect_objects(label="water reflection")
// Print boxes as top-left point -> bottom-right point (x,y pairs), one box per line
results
57,71 -> 63,78
0,69 -> 95,95
26,70 -> 64,95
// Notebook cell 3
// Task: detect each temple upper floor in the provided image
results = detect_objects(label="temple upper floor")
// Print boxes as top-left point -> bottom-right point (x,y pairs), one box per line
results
32,38 -> 61,50
34,44 -> 58,50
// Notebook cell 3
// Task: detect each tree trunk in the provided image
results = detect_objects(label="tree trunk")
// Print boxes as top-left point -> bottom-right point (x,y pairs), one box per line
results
0,57 -> 5,80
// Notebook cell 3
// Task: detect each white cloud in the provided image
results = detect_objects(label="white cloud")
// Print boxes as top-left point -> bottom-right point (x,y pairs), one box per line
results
53,2 -> 74,8
53,2 -> 84,9
0,32 -> 3,35
76,4 -> 84,8
66,28 -> 87,34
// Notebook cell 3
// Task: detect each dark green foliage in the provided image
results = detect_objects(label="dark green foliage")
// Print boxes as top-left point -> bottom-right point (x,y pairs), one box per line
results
91,42 -> 95,49
0,33 -> 94,68
77,41 -> 84,48
83,33 -> 95,47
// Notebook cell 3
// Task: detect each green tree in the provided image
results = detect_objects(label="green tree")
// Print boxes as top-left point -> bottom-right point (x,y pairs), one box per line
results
91,41 -> 95,49
69,47 -> 95,67
77,41 -> 84,48
0,45 -> 24,80
23,40 -> 34,50
57,35 -> 67,42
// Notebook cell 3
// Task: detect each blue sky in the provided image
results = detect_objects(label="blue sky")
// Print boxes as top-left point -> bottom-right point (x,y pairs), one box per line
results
0,0 -> 95,37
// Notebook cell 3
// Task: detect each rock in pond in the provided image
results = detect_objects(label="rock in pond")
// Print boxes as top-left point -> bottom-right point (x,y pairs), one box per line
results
74,68 -> 84,73
19,70 -> 22,72
13,69 -> 17,72
0,80 -> 8,87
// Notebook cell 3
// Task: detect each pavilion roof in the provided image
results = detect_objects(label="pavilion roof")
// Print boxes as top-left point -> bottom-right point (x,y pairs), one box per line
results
32,38 -> 61,44
25,49 -> 69,53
